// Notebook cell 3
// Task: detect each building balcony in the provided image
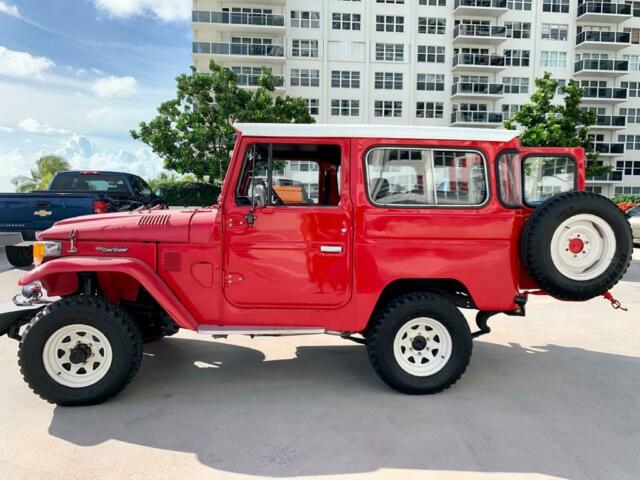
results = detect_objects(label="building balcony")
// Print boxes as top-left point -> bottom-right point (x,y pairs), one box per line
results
453,0 -> 508,16
453,25 -> 507,45
592,142 -> 625,156
576,31 -> 631,50
192,42 -> 285,63
590,115 -> 627,129
586,171 -> 623,183
451,82 -> 504,99
450,111 -> 504,127
451,53 -> 506,72
577,2 -> 632,23
235,73 -> 285,89
192,11 -> 285,34
574,59 -> 628,76
582,87 -> 628,103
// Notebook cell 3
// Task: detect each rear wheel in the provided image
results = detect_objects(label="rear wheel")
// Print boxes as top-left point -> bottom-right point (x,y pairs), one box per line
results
6,246 -> 33,268
366,292 -> 472,394
18,296 -> 143,406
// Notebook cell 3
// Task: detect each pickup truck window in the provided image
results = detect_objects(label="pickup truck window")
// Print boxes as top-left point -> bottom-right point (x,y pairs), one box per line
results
366,148 -> 487,207
128,175 -> 152,196
49,174 -> 129,193
523,155 -> 575,206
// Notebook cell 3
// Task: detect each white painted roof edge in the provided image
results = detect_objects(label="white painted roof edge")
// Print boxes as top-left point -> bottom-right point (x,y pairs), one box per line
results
234,123 -> 521,143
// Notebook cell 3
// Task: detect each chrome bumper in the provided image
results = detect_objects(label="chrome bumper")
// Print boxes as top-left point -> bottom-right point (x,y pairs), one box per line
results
0,296 -> 48,340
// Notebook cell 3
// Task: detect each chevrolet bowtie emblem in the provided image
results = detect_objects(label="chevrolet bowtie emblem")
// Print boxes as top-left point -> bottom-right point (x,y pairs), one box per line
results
33,209 -> 52,217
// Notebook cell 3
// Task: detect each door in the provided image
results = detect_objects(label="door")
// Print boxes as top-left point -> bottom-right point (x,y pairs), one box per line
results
223,140 -> 352,309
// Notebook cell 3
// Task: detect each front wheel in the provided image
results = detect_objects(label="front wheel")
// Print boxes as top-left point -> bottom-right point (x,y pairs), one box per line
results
366,292 -> 472,394
18,296 -> 143,406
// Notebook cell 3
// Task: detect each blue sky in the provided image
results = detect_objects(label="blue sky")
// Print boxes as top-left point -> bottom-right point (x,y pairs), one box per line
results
0,0 -> 192,190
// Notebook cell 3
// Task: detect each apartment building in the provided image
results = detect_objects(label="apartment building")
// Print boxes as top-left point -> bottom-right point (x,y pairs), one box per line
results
192,0 -> 640,197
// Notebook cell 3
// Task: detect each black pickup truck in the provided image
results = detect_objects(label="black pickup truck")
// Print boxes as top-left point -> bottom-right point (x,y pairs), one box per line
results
0,171 -> 161,267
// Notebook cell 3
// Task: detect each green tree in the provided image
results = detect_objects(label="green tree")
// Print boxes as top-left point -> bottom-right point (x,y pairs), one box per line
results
504,72 -> 609,178
131,61 -> 314,182
11,155 -> 70,192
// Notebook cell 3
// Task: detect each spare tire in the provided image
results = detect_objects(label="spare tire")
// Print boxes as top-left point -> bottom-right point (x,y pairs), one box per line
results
520,191 -> 633,301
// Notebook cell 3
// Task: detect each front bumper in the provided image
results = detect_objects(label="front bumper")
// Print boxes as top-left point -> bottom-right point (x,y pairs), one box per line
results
0,297 -> 48,339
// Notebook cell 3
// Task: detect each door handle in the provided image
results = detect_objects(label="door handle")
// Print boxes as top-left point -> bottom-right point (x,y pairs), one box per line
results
320,245 -> 343,254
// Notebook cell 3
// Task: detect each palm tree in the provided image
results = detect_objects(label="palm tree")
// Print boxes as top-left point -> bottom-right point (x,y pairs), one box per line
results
11,155 -> 71,192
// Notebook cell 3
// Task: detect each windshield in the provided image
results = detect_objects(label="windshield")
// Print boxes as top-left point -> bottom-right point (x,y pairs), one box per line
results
523,156 -> 576,206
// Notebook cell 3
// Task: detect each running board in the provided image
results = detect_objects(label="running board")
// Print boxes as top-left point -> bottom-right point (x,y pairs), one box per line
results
198,326 -> 326,336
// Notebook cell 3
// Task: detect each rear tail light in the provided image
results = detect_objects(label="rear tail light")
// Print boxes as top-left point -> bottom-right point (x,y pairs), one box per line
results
93,200 -> 108,214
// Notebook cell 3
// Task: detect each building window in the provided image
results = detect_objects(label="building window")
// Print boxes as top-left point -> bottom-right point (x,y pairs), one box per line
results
503,77 -> 529,94
417,45 -> 445,63
374,100 -> 402,117
331,70 -> 360,88
507,0 -> 532,10
416,102 -> 444,118
615,187 -> 640,195
505,22 -> 531,39
543,0 -> 569,13
504,49 -> 530,67
331,99 -> 359,116
375,72 -> 403,90
619,135 -> 640,150
419,0 -> 446,5
290,69 -> 320,87
540,51 -> 567,68
615,161 -> 640,176
375,43 -> 404,61
418,17 -> 446,35
585,186 -> 602,194
290,11 -> 320,28
541,24 -> 568,41
416,74 -> 445,91
620,108 -> 640,123
303,98 -> 319,115
624,27 -> 640,44
622,81 -> 640,97
378,0 -> 405,3
376,15 -> 404,33
332,13 -> 361,30
291,40 -> 319,57
501,104 -> 521,120
623,54 -> 640,71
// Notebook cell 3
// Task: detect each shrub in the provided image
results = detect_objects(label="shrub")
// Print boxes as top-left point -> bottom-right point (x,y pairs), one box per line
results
612,194 -> 640,205
617,202 -> 638,212
154,180 -> 221,207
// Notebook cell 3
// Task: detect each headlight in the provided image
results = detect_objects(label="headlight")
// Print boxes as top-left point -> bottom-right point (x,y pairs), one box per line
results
33,241 -> 62,265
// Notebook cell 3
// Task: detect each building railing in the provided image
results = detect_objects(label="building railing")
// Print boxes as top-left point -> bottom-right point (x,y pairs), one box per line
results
453,24 -> 506,39
193,11 -> 285,27
454,0 -> 507,9
574,59 -> 629,72
235,73 -> 284,87
577,2 -> 632,17
451,82 -> 504,96
193,42 -> 285,57
451,111 -> 504,124
452,53 -> 506,68
582,87 -> 628,100
594,115 -> 627,127
592,143 -> 625,155
586,171 -> 623,182
576,31 -> 631,45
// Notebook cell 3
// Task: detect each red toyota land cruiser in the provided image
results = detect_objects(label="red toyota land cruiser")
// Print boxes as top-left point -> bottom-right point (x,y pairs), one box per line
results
0,124 -> 633,405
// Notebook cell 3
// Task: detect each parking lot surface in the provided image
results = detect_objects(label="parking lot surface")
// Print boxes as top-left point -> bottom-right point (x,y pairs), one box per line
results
0,248 -> 638,480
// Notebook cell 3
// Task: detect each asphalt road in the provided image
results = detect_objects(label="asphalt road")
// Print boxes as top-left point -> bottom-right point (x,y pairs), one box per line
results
0,247 -> 639,480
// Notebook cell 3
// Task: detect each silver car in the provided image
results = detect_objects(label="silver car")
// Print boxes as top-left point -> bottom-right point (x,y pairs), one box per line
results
628,205 -> 640,245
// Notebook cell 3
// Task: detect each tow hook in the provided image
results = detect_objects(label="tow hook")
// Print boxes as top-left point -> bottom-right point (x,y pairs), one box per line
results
603,291 -> 627,311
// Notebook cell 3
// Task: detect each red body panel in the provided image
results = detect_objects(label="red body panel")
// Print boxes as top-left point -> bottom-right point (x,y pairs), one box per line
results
27,133 -> 585,333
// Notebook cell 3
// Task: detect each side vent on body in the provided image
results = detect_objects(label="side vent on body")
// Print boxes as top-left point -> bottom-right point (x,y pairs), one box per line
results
139,214 -> 171,226
161,251 -> 182,272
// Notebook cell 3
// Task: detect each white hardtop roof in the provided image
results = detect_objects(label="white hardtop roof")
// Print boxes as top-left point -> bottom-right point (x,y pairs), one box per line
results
234,123 -> 521,143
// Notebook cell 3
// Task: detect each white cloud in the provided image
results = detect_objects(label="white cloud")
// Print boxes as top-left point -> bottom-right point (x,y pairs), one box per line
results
18,118 -> 70,135
88,107 -> 122,119
92,0 -> 190,22
90,75 -> 137,98
0,46 -> 55,79
0,1 -> 20,18
0,125 -> 13,133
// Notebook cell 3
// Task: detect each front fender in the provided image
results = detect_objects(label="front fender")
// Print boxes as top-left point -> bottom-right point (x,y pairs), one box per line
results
19,257 -> 198,330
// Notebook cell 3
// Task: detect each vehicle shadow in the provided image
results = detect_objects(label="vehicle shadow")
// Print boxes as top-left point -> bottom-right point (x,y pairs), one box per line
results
48,336 -> 640,479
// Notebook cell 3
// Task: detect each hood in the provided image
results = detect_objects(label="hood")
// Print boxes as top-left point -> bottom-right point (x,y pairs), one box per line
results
39,209 -> 217,244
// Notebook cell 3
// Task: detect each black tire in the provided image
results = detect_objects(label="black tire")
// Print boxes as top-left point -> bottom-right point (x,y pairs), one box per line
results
521,191 -> 633,301
366,292 -> 472,395
6,246 -> 33,268
18,295 -> 143,406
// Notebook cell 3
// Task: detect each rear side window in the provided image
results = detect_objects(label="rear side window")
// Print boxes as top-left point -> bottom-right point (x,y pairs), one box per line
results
523,156 -> 575,206
497,152 -> 522,207
49,174 -> 129,193
365,148 -> 488,206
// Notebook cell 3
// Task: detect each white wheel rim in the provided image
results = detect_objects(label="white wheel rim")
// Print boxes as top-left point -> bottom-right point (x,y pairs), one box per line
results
550,213 -> 617,281
393,317 -> 452,377
43,324 -> 113,388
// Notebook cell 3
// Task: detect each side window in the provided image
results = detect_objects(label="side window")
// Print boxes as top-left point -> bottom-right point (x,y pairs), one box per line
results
366,148 -> 487,206
523,155 -> 575,206
236,143 -> 342,207
497,152 -> 522,207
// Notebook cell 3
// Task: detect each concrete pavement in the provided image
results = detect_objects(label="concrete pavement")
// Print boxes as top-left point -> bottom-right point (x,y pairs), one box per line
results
0,247 -> 638,480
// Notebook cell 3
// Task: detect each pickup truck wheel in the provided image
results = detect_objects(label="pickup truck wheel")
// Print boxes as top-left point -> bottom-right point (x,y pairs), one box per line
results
6,246 -> 33,268
366,292 -> 472,394
18,296 -> 143,406
521,191 -> 633,301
